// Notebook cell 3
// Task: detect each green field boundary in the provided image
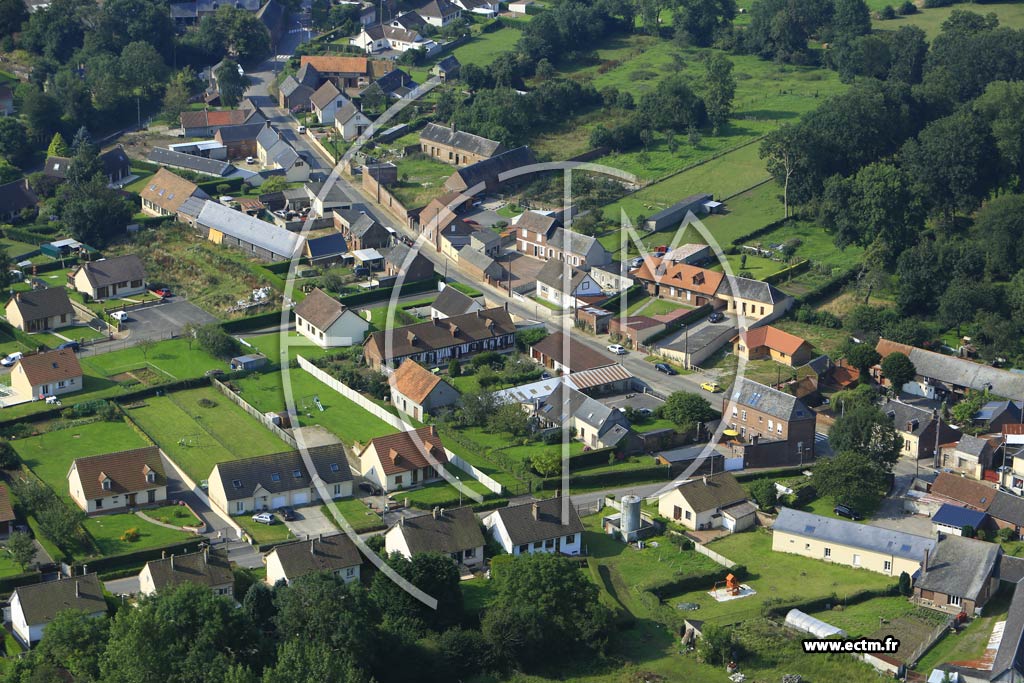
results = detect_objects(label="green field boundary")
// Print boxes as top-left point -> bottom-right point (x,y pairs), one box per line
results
89,361 -> 178,382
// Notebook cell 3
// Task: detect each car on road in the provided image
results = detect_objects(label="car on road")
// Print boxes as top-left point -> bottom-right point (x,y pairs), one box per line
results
1,352 -> 22,367
246,156 -> 255,164
637,407 -> 653,417
251,512 -> 276,525
276,507 -> 297,521
297,125 -> 306,134
110,311 -> 129,322
152,288 -> 172,299
358,481 -> 383,496
607,344 -> 627,355
700,381 -> 722,392
833,504 -> 862,520
57,341 -> 80,352
654,362 -> 677,375
708,311 -> 725,323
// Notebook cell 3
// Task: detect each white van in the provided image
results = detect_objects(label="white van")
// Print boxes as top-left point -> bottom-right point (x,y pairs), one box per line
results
111,311 -> 129,322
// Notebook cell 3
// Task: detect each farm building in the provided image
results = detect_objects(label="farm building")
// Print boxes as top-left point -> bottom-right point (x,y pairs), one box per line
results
195,201 -> 305,261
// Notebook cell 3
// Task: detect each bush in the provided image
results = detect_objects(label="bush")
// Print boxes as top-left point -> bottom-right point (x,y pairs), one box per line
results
195,323 -> 241,359
879,4 -> 896,18
961,524 -> 976,539
998,527 -> 1016,543
898,571 -> 912,596
897,0 -> 917,13
120,527 -> 141,543
197,398 -> 217,408
0,440 -> 19,469
748,479 -> 777,510
976,529 -> 988,542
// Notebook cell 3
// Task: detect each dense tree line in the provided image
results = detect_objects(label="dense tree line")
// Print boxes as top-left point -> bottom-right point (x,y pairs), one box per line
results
9,552 -> 614,683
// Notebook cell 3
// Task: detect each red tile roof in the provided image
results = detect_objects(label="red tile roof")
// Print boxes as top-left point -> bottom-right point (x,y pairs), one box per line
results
0,483 -> 13,524
390,359 -> 445,404
632,258 -> 723,297
300,55 -> 368,75
737,325 -> 809,357
931,472 -> 998,511
17,349 -> 82,387
365,426 -> 446,476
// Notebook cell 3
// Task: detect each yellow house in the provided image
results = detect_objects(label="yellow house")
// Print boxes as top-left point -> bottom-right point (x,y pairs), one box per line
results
772,508 -> 934,577
715,277 -> 793,322
732,325 -> 814,367
5,288 -> 74,332
69,254 -> 146,300
656,473 -> 754,532
11,349 -> 82,400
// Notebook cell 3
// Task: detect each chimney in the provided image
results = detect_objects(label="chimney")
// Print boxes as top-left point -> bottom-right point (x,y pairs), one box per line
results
923,547 -> 929,573
400,515 -> 405,527
75,581 -> 80,598
531,502 -> 539,521
439,507 -> 445,518
907,421 -> 913,431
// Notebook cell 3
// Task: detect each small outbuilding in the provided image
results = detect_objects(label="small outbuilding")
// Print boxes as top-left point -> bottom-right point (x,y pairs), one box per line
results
785,609 -> 846,639
230,354 -> 269,372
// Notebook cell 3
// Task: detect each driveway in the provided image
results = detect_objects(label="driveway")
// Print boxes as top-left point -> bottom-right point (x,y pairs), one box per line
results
286,504 -> 340,539
867,454 -> 936,537
77,298 -> 218,359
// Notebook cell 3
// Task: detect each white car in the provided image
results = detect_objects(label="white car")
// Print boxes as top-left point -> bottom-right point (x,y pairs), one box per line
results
251,512 -> 275,525
296,125 -> 306,134
245,156 -> 255,164
110,311 -> 128,322
0,351 -> 22,367
607,344 -> 627,355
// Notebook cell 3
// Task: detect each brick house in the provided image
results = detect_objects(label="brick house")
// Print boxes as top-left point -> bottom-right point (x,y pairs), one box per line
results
723,378 -> 816,468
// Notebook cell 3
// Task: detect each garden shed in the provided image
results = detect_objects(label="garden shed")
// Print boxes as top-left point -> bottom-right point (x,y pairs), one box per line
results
784,609 -> 846,639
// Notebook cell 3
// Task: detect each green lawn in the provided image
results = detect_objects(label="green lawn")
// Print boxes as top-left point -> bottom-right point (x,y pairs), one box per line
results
234,331 -> 332,364
807,596 -> 942,637
462,577 -> 495,617
12,420 -> 151,503
123,385 -> 290,483
323,499 -> 386,533
0,543 -> 29,578
231,368 -> 396,448
668,529 -> 895,627
234,514 -> 297,545
29,325 -> 110,349
707,252 -> 786,278
396,468 -> 495,509
0,238 -> 41,259
449,25 -> 523,67
743,220 -> 865,269
389,155 -> 457,209
144,504 -> 203,528
873,1 -> 1024,37
82,512 -> 195,556
81,338 -> 224,380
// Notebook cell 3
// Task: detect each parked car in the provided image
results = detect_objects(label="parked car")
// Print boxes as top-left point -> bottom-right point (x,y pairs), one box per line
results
152,288 -> 172,299
1,352 -> 22,367
251,512 -> 275,525
110,311 -> 128,322
833,504 -> 862,520
276,507 -> 297,521
354,266 -> 371,278
358,481 -> 382,496
654,362 -> 677,375
57,341 -> 80,352
296,125 -> 306,134
607,344 -> 627,355
700,381 -> 722,393
637,407 -> 653,417
629,257 -> 644,269
708,311 -> 725,323
245,156 -> 255,164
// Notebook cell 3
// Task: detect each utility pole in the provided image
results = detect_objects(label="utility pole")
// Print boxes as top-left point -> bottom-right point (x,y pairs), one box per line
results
932,399 -> 946,475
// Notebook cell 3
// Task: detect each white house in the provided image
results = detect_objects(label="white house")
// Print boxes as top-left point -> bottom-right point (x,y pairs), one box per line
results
385,506 -> 485,569
535,259 -> 601,309
11,575 -> 106,647
309,81 -> 349,124
265,533 -> 363,586
293,287 -> 369,348
67,446 -> 168,514
334,101 -> 373,141
417,0 -> 461,26
256,124 -> 310,182
483,497 -> 584,556
453,0 -> 500,16
431,284 -> 484,319
11,348 -> 83,400
358,426 -> 447,493
656,473 -> 755,532
138,548 -> 234,598
69,254 -> 147,300
351,23 -> 425,53
389,359 -> 460,421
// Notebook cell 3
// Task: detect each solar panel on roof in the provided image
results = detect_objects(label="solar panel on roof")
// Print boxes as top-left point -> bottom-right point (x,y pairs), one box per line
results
804,525 -> 816,533
900,544 -> 911,553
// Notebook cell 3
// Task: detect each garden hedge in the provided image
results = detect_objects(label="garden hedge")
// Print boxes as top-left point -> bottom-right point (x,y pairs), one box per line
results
763,259 -> 811,285
336,275 -> 440,307
760,585 -> 898,620
221,310 -> 289,333
536,464 -> 671,490
75,538 -> 204,575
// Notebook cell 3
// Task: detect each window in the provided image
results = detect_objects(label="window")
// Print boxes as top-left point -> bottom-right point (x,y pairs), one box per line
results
330,463 -> 340,472
533,541 -> 543,550
395,475 -> 403,485
345,567 -> 355,577
673,505 -> 682,520
948,595 -> 962,606
236,502 -> 244,512
232,479 -> 243,489
271,473 -> 281,482
777,423 -> 783,434
95,498 -> 103,509
465,547 -> 476,558
519,544 -> 529,554
804,543 -> 810,550
741,410 -> 747,421
684,510 -> 692,520
732,407 -> 738,417
58,381 -> 65,388
146,472 -> 155,483
767,420 -> 774,431
293,470 -> 303,479
852,554 -> 861,566
102,479 -> 111,491
824,547 -> 831,557
521,228 -> 527,238
884,560 -> 892,572
334,484 -> 341,495
564,534 -> 576,545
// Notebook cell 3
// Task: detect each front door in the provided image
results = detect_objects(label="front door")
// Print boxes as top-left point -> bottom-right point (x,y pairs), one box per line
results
127,493 -> 136,507
412,469 -> 419,484
147,490 -> 155,503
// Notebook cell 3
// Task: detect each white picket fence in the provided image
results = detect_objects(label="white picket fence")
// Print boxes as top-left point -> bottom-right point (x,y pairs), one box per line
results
297,356 -> 503,495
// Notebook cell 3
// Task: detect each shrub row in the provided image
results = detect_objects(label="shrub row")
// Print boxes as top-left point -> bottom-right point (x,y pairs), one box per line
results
0,571 -> 48,598
760,585 -> 898,620
75,538 -> 204,575
568,446 -> 618,470
3,226 -> 55,245
221,310 -> 289,333
337,275 -> 440,307
796,266 -> 860,308
762,259 -> 811,285
600,283 -> 643,313
536,464 -> 670,491
641,563 -> 749,598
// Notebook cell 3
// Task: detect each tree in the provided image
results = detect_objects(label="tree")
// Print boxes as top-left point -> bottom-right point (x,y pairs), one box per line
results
6,530 -> 36,570
895,240 -> 942,314
702,53 -> 735,135
215,60 -> 248,108
697,623 -> 734,666
840,339 -> 881,375
831,0 -> 871,39
371,552 -> 462,632
531,449 -> 560,477
488,400 -> 530,437
195,323 -> 240,359
748,478 -> 777,510
760,124 -> 806,217
0,0 -> 28,36
0,117 -> 28,168
812,450 -> 889,510
458,389 -> 499,427
673,0 -> 736,47
136,338 -> 157,360
975,81 -> 1024,192
660,391 -> 716,431
258,176 -> 290,194
898,571 -> 912,596
637,74 -> 706,133
242,581 -> 276,629
120,41 -> 168,96
970,193 -> 1024,279
274,573 -> 378,665
437,627 -> 490,680
0,440 -> 19,468
19,86 -> 61,145
829,402 -> 903,471
47,132 -> 70,157
22,608 -> 110,682
951,389 -> 988,426
212,6 -> 271,60
261,640 -> 364,683
938,278 -> 977,337
880,352 -> 916,391
59,176 -> 133,247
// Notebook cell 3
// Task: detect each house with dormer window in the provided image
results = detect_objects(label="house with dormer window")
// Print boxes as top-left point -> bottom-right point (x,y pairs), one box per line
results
358,426 -> 448,493
67,446 -> 168,514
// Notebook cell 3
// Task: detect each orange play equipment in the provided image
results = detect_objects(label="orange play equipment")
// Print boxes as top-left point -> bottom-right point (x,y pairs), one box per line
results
712,573 -> 742,596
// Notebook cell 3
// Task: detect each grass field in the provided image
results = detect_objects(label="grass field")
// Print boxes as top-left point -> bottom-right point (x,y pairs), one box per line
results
450,25 -> 523,66
234,331 -> 332,364
123,385 -> 289,483
81,338 -> 224,380
397,472 -> 494,509
744,220 -> 865,269
83,512 -> 194,556
29,325 -> 109,349
324,499 -> 386,533
12,420 -> 151,503
807,596 -> 943,637
389,154 -> 457,209
231,368 -> 395,448
601,143 -> 772,225
145,504 -> 203,528
873,1 -> 1024,37
707,252 -> 786,278
0,238 -> 41,259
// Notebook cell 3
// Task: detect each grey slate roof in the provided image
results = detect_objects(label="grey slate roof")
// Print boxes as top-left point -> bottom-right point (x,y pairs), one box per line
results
491,497 -> 584,546
987,492 -> 1024,527
434,55 -> 460,72
668,473 -> 747,514
13,574 -> 106,626
148,147 -> 235,176
177,196 -> 208,219
213,444 -> 352,502
877,338 -> 1024,400
374,69 -> 416,95
916,534 -> 1001,602
457,246 -> 501,276
729,378 -> 812,422
538,382 -> 628,442
101,147 -> 130,178
76,255 -> 145,289
392,506 -> 484,555
279,75 -> 305,98
881,399 -> 935,437
197,201 -> 304,259
717,274 -> 787,305
144,547 -> 234,591
432,286 -> 478,317
417,0 -> 459,18
310,81 -> 343,111
447,146 -> 536,191
8,287 -> 73,322
335,100 -> 365,127
1000,555 -> 1024,584
293,287 -> 348,330
536,258 -> 590,292
216,121 -> 266,144
256,126 -> 300,170
773,507 -> 935,561
420,123 -> 503,158
548,227 -> 604,259
269,533 -> 363,580
646,193 -> 712,229
956,434 -> 993,458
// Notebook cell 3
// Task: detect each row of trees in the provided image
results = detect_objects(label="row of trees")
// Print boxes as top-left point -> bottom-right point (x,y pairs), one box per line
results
9,552 -> 613,683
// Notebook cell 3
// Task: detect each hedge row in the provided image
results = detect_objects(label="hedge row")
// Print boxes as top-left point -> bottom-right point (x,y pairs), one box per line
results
264,261 -> 293,275
337,275 -> 440,307
733,466 -> 807,483
130,160 -> 162,173
600,283 -> 643,313
4,226 -> 55,245
763,259 -> 811,285
134,214 -> 175,229
760,585 -> 898,620
642,563 -> 749,598
568,446 -> 617,470
796,266 -> 860,308
75,538 -> 204,575
221,310 -> 288,333
536,464 -> 671,490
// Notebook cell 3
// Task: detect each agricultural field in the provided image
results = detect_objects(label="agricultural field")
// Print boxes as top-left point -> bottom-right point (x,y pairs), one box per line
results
872,1 -> 1024,37
230,368 -> 395,448
122,385 -> 290,483
11,419 -> 151,504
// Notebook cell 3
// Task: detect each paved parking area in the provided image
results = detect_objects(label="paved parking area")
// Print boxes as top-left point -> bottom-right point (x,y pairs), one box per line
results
124,299 -> 218,341
462,207 -> 506,228
285,504 -> 337,539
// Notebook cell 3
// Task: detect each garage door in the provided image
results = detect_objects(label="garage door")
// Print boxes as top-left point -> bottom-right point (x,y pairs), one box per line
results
292,492 -> 310,505
271,495 -> 287,509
